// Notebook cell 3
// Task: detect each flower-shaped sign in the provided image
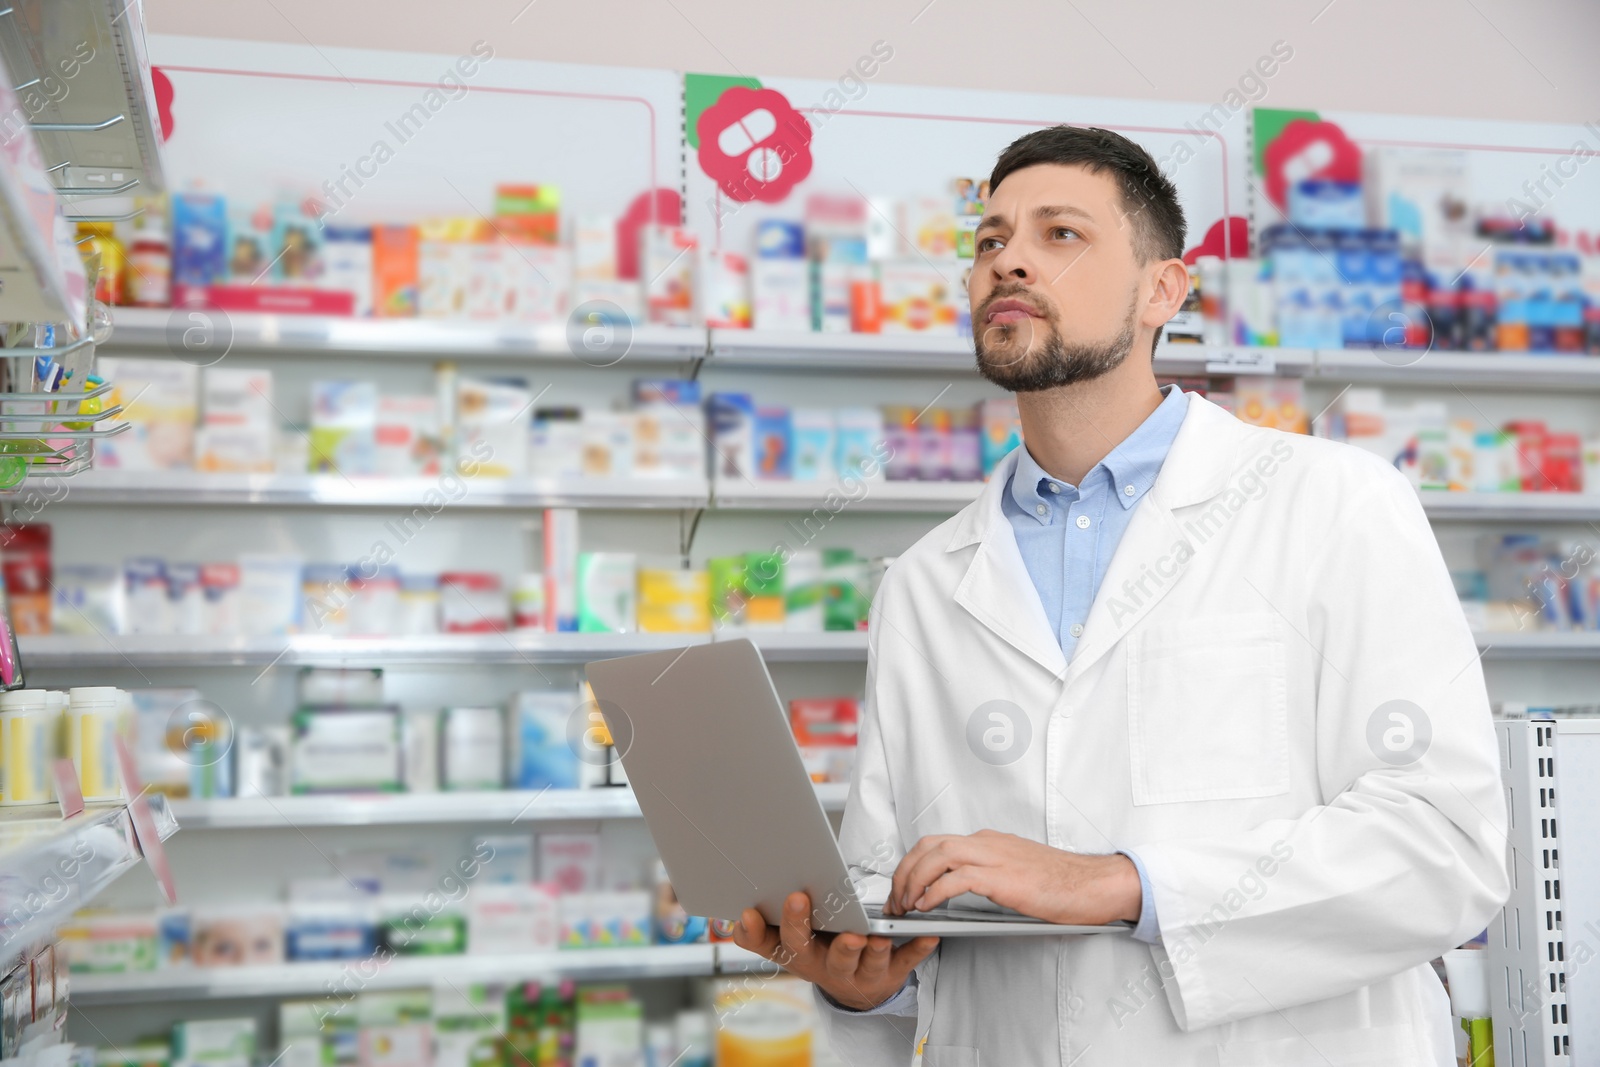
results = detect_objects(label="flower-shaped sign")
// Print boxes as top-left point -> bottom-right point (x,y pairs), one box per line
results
696,85 -> 813,203
1262,118 -> 1361,211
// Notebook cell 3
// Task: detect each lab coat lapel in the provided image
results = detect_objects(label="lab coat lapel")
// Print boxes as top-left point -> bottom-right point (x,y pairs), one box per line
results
947,449 -> 1070,679
1063,394 -> 1255,686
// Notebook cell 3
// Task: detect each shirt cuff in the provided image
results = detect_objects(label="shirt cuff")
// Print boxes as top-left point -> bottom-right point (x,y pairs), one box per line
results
1119,849 -> 1162,944
819,972 -> 919,1016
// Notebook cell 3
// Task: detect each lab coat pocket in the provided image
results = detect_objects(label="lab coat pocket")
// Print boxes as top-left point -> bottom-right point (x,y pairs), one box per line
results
1126,611 -> 1289,805
920,1047 -> 981,1066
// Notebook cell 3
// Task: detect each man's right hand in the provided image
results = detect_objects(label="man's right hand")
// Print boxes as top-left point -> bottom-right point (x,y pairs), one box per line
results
731,891 -> 940,1011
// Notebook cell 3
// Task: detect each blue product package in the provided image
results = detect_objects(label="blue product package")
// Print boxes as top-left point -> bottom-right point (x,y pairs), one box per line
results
707,392 -> 755,482
790,409 -> 835,482
287,909 -> 378,961
755,219 -> 805,259
1288,180 -> 1365,229
157,910 -> 192,967
631,379 -> 702,406
508,692 -> 579,789
173,193 -> 228,286
754,407 -> 792,480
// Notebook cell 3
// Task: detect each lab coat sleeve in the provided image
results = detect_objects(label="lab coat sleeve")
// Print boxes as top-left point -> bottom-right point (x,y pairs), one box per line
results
1134,464 -> 1510,1032
813,609 -> 926,1064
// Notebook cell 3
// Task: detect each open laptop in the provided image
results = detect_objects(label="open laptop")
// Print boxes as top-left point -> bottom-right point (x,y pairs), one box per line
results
585,638 -> 1130,938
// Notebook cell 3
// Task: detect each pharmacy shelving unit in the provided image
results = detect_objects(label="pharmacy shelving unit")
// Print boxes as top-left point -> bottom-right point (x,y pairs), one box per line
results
165,783 -> 850,830
18,629 -> 1600,667
68,942 -> 789,1006
0,796 -> 178,952
62,308 -> 1600,1051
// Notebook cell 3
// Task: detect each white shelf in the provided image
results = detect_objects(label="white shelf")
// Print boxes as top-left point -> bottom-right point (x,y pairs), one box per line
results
70,944 -> 720,1004
170,783 -> 850,829
105,307 -> 706,363
17,632 -> 711,668
1419,491 -> 1600,522
19,630 -> 1579,668
96,311 -> 1600,391
711,478 -> 983,512
61,470 -> 711,510
1311,349 -> 1600,389
1475,632 -> 1600,660
0,795 -> 178,951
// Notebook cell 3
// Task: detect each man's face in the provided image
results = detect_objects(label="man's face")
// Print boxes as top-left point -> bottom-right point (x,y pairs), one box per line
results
969,163 -> 1144,391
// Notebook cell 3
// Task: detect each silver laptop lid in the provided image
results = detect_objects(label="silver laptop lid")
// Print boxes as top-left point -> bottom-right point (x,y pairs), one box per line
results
585,639 -> 873,934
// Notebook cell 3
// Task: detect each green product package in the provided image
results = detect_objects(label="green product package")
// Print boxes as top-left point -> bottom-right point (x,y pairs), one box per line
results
822,549 -> 866,631
381,908 -> 466,955
707,555 -> 749,627
743,553 -> 783,596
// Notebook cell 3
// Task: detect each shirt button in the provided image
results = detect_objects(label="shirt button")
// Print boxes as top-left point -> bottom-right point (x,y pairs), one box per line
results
1035,503 -> 1048,517
1048,483 -> 1061,494
1075,514 -> 1091,529
1069,623 -> 1084,638
1124,485 -> 1136,497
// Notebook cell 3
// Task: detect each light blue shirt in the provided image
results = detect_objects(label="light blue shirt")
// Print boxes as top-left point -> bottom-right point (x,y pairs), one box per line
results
1002,384 -> 1188,945
831,387 -> 1189,1016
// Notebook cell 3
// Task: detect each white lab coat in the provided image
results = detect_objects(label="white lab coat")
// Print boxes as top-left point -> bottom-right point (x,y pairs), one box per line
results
818,393 -> 1509,1066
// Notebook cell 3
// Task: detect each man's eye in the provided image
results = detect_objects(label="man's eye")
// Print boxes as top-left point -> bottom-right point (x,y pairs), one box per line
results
977,237 -> 1003,253
1051,227 -> 1080,240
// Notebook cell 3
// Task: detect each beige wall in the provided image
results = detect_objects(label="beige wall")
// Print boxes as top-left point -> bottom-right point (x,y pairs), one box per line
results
147,0 -> 1597,126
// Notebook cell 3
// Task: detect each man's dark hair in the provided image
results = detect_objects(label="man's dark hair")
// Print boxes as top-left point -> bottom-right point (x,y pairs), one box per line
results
988,126 -> 1186,354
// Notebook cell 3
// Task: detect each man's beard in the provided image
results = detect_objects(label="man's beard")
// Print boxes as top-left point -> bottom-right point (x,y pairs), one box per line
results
973,289 -> 1138,392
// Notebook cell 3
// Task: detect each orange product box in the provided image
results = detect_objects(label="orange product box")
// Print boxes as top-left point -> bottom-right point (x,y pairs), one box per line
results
373,225 -> 419,318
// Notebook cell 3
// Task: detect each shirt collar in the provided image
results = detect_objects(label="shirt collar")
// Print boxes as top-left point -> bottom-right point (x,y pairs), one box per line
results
1005,385 -> 1190,520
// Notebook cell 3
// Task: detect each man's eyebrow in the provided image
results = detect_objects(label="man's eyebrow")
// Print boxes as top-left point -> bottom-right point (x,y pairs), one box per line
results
974,204 -> 1097,234
1031,204 -> 1096,224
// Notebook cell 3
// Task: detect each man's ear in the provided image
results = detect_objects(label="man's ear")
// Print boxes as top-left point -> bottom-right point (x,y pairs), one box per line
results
1143,258 -> 1191,330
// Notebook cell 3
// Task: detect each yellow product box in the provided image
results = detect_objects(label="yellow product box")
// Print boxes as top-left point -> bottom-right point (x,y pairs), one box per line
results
637,569 -> 710,633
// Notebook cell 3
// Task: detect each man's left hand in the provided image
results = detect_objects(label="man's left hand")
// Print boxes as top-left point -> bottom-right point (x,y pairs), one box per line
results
884,830 -> 1142,925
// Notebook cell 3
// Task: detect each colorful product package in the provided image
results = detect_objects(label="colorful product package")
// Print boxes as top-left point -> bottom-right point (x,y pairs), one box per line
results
790,696 -> 860,783
441,706 -> 505,790
560,893 -> 652,949
538,832 -> 601,894
467,885 -> 559,955
321,226 -> 374,317
834,407 -> 886,482
577,552 -> 637,633
374,396 -> 442,477
97,357 -> 198,470
707,392 -> 756,484
57,913 -> 159,974
290,707 -> 402,793
172,193 -> 228,288
642,225 -> 698,327
457,377 -> 532,477
823,549 -> 866,632
272,202 -> 324,283
637,568 -> 710,634
751,257 -> 810,331
743,552 -> 785,629
286,903 -> 379,962
310,381 -> 379,475
225,202 -> 274,284
789,409 -> 836,482
704,251 -> 751,328
713,976 -> 813,1067
173,1018 -> 257,1067
379,899 -> 465,955
754,407 -> 792,480
979,396 -> 1022,475
542,508 -> 579,633
197,367 -> 275,473
708,555 -> 749,630
192,909 -> 286,967
373,225 -> 420,317
782,550 -> 824,632
438,572 -> 508,633
878,259 -> 961,334
508,690 -> 581,790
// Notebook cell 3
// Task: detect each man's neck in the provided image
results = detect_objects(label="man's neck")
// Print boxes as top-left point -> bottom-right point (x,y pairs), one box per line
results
1013,358 -> 1166,487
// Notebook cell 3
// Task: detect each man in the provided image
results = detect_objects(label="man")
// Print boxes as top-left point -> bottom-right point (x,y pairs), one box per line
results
732,126 -> 1509,1065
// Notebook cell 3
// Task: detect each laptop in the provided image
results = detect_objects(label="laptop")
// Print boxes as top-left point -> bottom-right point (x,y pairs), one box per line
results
585,638 -> 1130,938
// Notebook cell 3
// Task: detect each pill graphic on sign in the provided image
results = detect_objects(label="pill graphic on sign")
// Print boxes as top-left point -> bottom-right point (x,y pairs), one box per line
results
716,108 -> 778,157
696,86 -> 813,203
